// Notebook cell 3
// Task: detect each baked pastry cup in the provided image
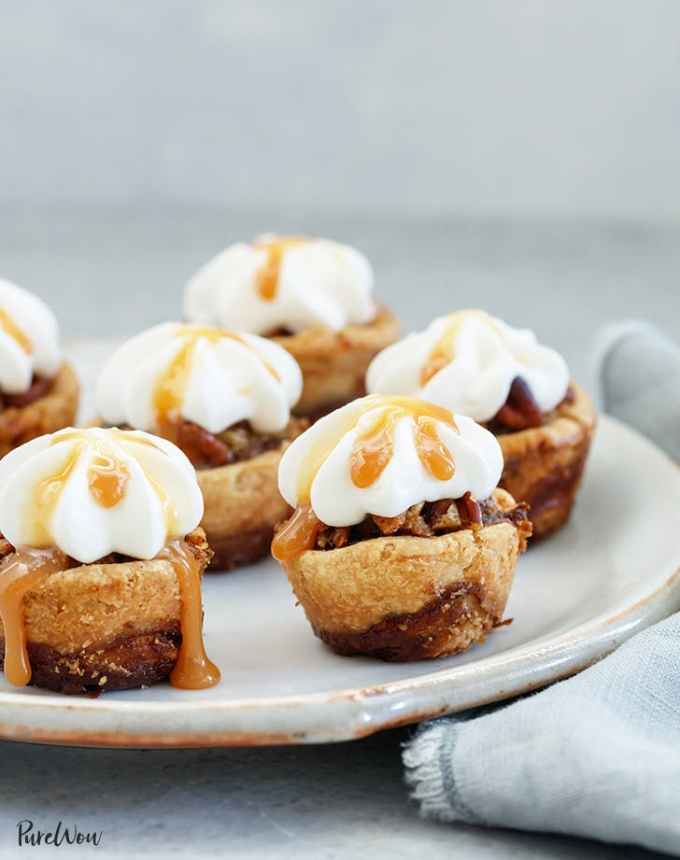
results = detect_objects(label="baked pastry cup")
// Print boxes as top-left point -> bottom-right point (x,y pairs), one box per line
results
280,489 -> 530,661
0,362 -> 79,458
196,432 -> 302,570
183,236 -> 400,418
497,382 -> 596,540
0,278 -> 79,455
272,306 -> 400,418
0,529 -> 212,695
274,395 -> 530,661
0,427 -> 220,694
366,310 -> 597,541
95,323 -> 307,571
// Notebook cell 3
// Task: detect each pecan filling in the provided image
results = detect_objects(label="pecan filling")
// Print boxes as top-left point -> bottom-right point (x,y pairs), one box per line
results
486,377 -> 575,435
312,493 -> 530,551
116,417 -> 308,470
176,417 -> 308,469
0,375 -> 53,411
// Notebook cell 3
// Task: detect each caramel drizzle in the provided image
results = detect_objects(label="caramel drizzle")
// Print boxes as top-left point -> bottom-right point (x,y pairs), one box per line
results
158,540 -> 220,690
153,326 -> 280,439
88,454 -> 130,508
253,236 -> 306,301
420,309 -> 496,386
0,308 -> 32,354
31,443 -> 82,547
0,547 -> 67,686
272,396 -> 458,562
271,505 -> 322,563
30,433 -> 136,546
350,399 -> 457,488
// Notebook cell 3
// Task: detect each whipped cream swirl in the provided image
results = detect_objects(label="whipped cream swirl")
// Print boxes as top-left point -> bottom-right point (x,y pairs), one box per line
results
367,310 -> 569,423
0,278 -> 62,394
96,323 -> 302,435
0,428 -> 204,564
184,235 -> 376,335
278,396 -> 503,527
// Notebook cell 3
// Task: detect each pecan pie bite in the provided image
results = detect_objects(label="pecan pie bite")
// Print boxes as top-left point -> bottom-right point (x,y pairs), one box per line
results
184,235 -> 400,418
96,323 -> 306,570
0,278 -> 79,456
272,395 -> 531,661
0,428 -> 219,694
367,310 -> 596,539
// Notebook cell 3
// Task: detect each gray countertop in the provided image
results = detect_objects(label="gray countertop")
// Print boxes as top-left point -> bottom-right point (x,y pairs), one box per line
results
0,731 -> 663,859
0,207 -> 677,859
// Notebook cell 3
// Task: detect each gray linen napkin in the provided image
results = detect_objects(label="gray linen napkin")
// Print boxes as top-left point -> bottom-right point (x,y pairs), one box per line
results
403,321 -> 680,856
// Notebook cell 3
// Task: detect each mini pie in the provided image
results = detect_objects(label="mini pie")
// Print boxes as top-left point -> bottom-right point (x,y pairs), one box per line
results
0,428 -> 219,694
0,278 -> 79,456
367,309 -> 596,539
272,395 -> 531,661
96,323 -> 307,570
183,235 -> 400,418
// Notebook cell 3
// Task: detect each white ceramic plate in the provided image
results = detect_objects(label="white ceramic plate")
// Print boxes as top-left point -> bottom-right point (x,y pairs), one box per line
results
1,345 -> 680,747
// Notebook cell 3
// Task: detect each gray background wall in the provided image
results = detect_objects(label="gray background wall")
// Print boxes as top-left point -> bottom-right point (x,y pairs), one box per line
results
2,0 -> 680,219
0,1 -> 678,386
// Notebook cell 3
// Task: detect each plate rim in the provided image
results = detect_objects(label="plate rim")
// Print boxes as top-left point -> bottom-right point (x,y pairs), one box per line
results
1,415 -> 680,748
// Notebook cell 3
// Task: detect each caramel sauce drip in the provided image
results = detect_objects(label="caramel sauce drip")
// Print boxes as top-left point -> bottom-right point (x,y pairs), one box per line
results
271,505 -> 322,563
0,547 -> 67,686
254,236 -> 306,301
158,540 -> 220,690
152,326 -> 280,438
420,309 -> 494,386
31,443 -> 82,546
87,454 -> 130,508
0,308 -> 32,354
350,397 -> 457,488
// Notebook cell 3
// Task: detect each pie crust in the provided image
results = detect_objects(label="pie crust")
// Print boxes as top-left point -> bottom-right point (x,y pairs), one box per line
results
0,529 -> 211,694
280,489 -> 530,661
0,363 -> 80,458
197,448 -> 290,571
272,306 -> 400,418
497,382 -> 596,540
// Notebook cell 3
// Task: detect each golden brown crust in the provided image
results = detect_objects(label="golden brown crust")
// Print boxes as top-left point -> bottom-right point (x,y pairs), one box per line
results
498,382 -> 597,539
0,362 -> 79,457
272,306 -> 400,417
0,528 -> 211,694
280,489 -> 529,661
197,448 -> 289,571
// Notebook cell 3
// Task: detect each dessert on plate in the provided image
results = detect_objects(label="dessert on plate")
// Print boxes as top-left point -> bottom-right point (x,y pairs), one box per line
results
0,427 -> 219,694
96,322 -> 306,570
184,235 -> 400,418
272,395 -> 531,661
0,278 -> 79,456
366,310 -> 596,539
